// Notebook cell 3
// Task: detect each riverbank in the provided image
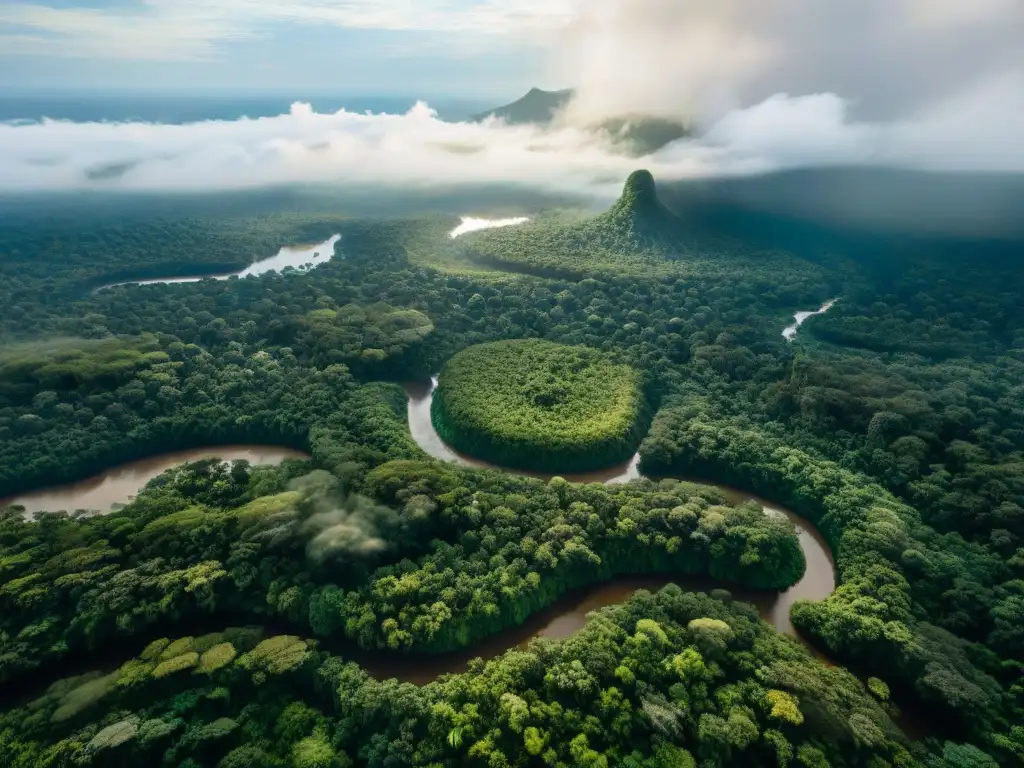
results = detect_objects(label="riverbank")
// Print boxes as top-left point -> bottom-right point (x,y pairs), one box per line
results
2,382 -> 835,690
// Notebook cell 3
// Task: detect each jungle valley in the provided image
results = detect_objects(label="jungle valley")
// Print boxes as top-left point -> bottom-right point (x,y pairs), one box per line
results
0,169 -> 1021,768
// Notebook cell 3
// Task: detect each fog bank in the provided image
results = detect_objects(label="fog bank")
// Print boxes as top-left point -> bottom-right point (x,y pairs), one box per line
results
2,88 -> 1022,195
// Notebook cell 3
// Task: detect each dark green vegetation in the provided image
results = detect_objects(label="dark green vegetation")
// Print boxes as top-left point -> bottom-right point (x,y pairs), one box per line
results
0,168 -> 1022,766
450,170 -> 826,280
432,340 -> 646,472
296,302 -> 434,377
641,407 -> 1017,743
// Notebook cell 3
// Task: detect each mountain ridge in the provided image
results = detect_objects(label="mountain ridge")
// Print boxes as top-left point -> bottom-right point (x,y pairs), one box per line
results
473,88 -> 691,156
471,87 -> 574,125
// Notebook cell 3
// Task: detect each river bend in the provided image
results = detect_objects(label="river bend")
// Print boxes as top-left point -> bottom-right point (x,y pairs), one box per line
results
2,383 -> 837,689
404,378 -> 836,648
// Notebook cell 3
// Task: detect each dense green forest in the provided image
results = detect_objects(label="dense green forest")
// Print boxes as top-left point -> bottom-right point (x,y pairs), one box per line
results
432,340 -> 647,472
0,588 -> 917,768
0,170 -> 1021,766
0,455 -> 802,683
446,171 -> 844,282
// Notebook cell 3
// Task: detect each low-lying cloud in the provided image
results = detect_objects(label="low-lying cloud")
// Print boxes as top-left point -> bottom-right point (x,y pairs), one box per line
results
1,1 -> 1022,196
2,85 -> 1022,198
5,0 -> 1024,195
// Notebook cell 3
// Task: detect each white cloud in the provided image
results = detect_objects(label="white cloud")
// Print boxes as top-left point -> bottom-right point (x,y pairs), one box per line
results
2,87 -> 1022,196
0,1 -> 254,60
0,0 -> 574,61
553,0 -> 1024,123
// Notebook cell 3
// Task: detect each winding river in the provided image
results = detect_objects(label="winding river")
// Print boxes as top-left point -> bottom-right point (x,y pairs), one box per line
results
403,378 -> 836,650
1,446 -> 310,518
96,235 -> 341,290
5,383 -> 836,692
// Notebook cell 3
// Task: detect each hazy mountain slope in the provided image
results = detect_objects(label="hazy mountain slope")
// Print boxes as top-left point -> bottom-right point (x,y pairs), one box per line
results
472,87 -> 574,125
449,169 -> 825,282
473,88 -> 690,156
596,169 -> 686,245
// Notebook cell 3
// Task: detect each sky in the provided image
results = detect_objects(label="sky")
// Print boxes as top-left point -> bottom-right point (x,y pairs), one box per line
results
0,1 -> 1022,195
2,1 -> 1021,111
0,0 -> 573,95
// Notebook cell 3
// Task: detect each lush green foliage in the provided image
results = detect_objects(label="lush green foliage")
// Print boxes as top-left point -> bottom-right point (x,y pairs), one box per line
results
0,335 -> 166,393
1,174 -> 1022,765
640,404 -> 1019,755
0,343 -> 415,501
0,588 -> 935,768
296,302 -> 434,378
432,340 -> 647,471
0,455 -> 803,682
445,171 -> 833,281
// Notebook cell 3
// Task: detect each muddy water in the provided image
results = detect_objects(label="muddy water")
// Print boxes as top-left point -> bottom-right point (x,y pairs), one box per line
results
4,380 -> 920,738
96,235 -> 341,290
5,384 -> 837,693
783,298 -> 838,341
1,446 -> 311,517
403,378 -> 836,648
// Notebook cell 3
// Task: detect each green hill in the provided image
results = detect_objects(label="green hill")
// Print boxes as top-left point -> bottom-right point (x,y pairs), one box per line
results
433,169 -> 821,281
597,169 -> 685,245
452,169 -> 689,276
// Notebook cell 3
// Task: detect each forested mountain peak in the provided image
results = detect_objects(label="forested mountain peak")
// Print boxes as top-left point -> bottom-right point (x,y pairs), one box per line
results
598,169 -> 684,244
621,169 -> 658,206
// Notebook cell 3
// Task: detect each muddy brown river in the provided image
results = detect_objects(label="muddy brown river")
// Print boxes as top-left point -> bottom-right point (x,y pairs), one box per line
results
1,446 -> 310,517
4,382 -> 837,693
2,379 -> 931,740
402,378 -> 837,663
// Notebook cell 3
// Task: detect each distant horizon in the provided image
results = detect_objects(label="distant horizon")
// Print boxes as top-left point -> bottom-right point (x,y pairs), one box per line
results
0,86 -> 511,103
0,89 -> 504,125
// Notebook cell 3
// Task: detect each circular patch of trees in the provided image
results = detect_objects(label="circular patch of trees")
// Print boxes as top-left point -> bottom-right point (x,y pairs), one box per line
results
431,339 -> 647,472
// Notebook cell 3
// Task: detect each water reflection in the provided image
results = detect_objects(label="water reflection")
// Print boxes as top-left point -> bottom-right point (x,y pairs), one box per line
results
449,216 -> 529,239
783,298 -> 838,341
96,235 -> 341,290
